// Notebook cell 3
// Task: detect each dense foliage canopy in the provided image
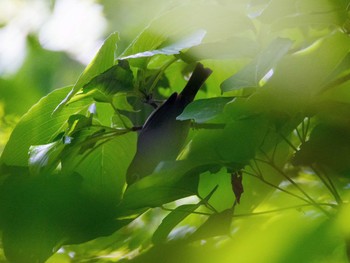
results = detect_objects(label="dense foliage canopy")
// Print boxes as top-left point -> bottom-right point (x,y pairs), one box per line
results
1,0 -> 350,262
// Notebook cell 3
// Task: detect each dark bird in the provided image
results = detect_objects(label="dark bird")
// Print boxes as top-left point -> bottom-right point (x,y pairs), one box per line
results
126,63 -> 212,184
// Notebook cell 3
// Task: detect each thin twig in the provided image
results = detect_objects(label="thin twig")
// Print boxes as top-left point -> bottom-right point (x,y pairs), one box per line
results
311,165 -> 343,205
256,151 -> 331,217
233,203 -> 337,218
279,133 -> 298,152
243,170 -> 313,205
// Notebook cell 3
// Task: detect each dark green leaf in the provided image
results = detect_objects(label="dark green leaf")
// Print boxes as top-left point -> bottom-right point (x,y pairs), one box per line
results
82,61 -> 134,97
177,97 -> 233,123
293,123 -> 350,175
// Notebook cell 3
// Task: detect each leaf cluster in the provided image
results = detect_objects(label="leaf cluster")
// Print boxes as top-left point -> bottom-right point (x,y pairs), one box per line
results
2,0 -> 350,262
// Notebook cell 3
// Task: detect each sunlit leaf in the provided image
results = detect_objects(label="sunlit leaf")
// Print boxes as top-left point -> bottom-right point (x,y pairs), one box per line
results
119,30 -> 206,60
28,140 -> 64,175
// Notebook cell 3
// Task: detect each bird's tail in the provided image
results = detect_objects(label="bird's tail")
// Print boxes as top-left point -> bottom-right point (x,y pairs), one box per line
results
179,63 -> 212,105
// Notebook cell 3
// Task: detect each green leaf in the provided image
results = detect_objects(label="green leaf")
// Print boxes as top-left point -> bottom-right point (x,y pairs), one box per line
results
73,133 -> 137,203
185,115 -> 270,167
119,29 -> 206,60
112,94 -> 137,112
0,173 -> 132,263
177,97 -> 233,123
221,38 -> 293,92
82,60 -> 134,96
152,204 -> 200,245
1,86 -> 90,167
54,32 -> 119,112
118,161 -> 203,214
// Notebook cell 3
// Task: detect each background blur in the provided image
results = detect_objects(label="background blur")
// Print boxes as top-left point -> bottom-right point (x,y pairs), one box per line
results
0,0 -> 177,152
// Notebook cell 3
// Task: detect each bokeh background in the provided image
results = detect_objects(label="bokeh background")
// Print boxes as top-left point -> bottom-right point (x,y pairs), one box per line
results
0,0 -> 175,152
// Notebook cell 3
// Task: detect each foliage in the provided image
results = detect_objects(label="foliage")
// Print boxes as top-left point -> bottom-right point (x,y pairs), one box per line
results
2,0 -> 350,262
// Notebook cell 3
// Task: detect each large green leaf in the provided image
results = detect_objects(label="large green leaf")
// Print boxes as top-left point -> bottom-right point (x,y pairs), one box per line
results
1,86 -> 90,167
117,161 -> 207,214
184,114 -> 270,168
0,173 -> 132,263
73,133 -> 136,203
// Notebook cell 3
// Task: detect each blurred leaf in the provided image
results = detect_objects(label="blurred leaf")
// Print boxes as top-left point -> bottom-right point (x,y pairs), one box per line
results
0,173 -> 132,263
152,204 -> 200,245
293,123 -> 350,175
221,38 -> 293,92
152,186 -> 218,245
267,31 -> 350,96
270,0 -> 348,31
182,37 -> 259,61
119,3 -> 254,67
188,209 -> 232,241
177,97 -> 233,123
